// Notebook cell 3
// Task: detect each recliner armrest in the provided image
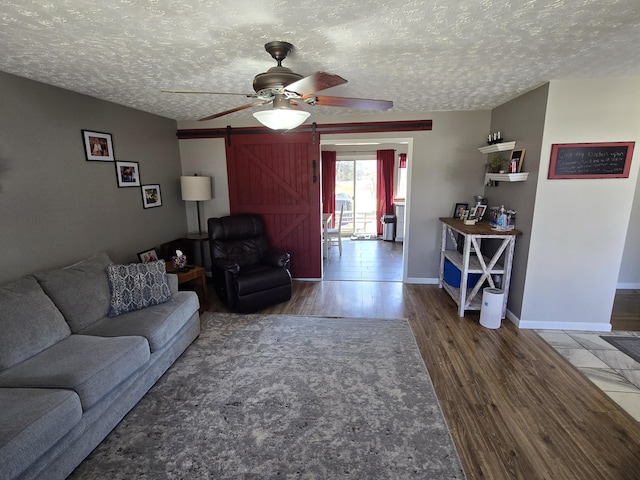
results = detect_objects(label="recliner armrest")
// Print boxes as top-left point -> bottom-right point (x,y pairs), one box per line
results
212,258 -> 240,274
261,251 -> 291,269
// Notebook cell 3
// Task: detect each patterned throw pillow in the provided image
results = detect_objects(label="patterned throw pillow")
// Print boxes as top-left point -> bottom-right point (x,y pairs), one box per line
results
107,260 -> 172,317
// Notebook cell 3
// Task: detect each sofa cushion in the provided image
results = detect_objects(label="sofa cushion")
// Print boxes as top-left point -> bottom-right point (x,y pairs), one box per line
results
107,260 -> 172,317
33,252 -> 113,333
0,276 -> 71,372
80,291 -> 200,352
0,388 -> 82,480
0,335 -> 150,410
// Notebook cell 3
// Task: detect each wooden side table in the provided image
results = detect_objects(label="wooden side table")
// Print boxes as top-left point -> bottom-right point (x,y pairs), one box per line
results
165,261 -> 208,314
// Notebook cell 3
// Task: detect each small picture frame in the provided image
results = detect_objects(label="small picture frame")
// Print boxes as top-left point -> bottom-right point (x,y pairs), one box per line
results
475,204 -> 487,220
137,248 -> 159,263
141,184 -> 162,208
82,130 -> 114,161
509,149 -> 526,173
115,161 -> 141,187
453,203 -> 468,219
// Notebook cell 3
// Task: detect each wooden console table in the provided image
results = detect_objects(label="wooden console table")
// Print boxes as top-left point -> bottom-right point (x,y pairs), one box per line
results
438,218 -> 522,318
165,262 -> 208,314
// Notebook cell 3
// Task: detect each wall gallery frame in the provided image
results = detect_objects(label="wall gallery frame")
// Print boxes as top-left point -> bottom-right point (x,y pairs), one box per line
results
115,161 -> 141,187
82,130 -> 114,161
141,184 -> 162,209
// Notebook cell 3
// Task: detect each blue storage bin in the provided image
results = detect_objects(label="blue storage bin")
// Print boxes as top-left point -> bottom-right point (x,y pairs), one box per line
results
443,258 -> 482,288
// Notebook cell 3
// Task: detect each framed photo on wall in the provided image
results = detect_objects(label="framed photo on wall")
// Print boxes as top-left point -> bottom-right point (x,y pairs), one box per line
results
82,130 -> 114,161
115,161 -> 141,187
141,184 -> 162,209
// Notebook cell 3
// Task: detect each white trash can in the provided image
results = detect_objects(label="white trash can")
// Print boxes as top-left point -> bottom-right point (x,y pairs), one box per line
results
381,215 -> 396,241
480,288 -> 504,329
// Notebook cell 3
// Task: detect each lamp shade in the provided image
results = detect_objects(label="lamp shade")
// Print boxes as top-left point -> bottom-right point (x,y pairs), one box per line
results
180,176 -> 212,201
253,109 -> 310,130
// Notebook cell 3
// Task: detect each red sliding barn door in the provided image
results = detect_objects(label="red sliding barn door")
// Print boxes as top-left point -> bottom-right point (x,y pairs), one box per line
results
226,132 -> 321,278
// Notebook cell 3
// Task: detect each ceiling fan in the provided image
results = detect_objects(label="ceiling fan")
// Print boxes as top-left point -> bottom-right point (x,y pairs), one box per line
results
162,41 -> 393,129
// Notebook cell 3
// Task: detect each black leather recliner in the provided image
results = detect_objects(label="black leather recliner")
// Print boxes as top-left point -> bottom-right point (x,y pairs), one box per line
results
207,214 -> 292,312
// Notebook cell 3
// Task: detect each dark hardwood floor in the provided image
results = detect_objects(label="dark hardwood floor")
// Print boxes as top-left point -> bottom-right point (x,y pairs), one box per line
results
200,239 -> 640,479
612,289 -> 640,331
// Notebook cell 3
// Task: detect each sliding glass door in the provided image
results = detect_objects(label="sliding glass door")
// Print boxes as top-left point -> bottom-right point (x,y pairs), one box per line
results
335,159 -> 377,236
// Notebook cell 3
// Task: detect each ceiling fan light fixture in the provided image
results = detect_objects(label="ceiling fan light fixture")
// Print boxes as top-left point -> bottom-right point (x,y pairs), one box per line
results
253,109 -> 310,130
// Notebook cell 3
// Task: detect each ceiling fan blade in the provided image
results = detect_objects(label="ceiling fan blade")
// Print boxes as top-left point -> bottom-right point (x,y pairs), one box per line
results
162,89 -> 256,97
304,95 -> 393,111
198,100 -> 270,121
284,72 -> 348,96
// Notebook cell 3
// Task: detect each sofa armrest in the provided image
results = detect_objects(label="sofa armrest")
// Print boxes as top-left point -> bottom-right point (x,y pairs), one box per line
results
166,273 -> 179,295
262,251 -> 291,269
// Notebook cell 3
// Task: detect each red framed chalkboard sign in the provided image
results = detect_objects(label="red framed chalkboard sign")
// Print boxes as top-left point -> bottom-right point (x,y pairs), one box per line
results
548,142 -> 634,179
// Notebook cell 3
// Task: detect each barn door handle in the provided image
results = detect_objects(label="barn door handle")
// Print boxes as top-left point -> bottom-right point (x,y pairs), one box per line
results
312,160 -> 317,183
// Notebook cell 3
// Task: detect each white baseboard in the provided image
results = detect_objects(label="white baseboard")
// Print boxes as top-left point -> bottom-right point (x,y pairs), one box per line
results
504,309 -> 611,331
617,282 -> 640,289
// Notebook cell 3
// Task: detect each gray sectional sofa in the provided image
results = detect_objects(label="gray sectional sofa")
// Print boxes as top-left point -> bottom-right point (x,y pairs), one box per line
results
0,253 -> 201,480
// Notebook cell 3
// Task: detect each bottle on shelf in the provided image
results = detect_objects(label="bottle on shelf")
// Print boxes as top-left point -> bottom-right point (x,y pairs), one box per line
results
497,205 -> 507,229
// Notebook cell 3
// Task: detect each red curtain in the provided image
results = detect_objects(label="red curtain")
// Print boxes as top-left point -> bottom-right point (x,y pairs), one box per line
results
376,149 -> 395,235
321,151 -> 337,227
399,153 -> 407,168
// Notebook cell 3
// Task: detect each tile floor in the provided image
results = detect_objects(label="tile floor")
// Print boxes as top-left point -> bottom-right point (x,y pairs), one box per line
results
536,329 -> 640,421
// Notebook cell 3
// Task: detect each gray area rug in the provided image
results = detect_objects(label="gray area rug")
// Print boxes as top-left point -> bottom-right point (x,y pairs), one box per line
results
70,313 -> 465,479
601,336 -> 640,363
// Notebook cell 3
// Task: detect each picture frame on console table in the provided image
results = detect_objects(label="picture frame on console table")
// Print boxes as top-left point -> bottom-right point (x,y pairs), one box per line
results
475,204 -> 487,220
453,203 -> 468,219
141,184 -> 162,209
82,130 -> 114,161
137,248 -> 159,263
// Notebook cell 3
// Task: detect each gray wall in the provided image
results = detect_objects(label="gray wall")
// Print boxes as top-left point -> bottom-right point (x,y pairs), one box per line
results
0,71 -> 187,284
619,174 -> 640,286
485,83 -> 549,318
519,78 -> 640,330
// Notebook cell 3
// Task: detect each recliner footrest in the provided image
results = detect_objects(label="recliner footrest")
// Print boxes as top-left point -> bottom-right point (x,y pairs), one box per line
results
236,268 -> 291,297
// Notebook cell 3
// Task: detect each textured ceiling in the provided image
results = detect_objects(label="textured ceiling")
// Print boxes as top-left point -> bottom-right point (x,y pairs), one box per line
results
1,0 -> 639,121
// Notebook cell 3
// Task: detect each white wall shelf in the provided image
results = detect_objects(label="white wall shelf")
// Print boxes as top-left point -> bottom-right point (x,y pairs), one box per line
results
478,141 -> 516,154
485,172 -> 529,183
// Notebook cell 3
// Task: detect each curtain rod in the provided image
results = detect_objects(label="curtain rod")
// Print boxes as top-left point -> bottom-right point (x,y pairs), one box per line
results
325,149 -> 397,154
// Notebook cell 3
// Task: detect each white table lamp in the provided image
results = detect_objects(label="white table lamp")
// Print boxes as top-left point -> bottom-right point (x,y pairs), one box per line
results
180,175 -> 212,235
